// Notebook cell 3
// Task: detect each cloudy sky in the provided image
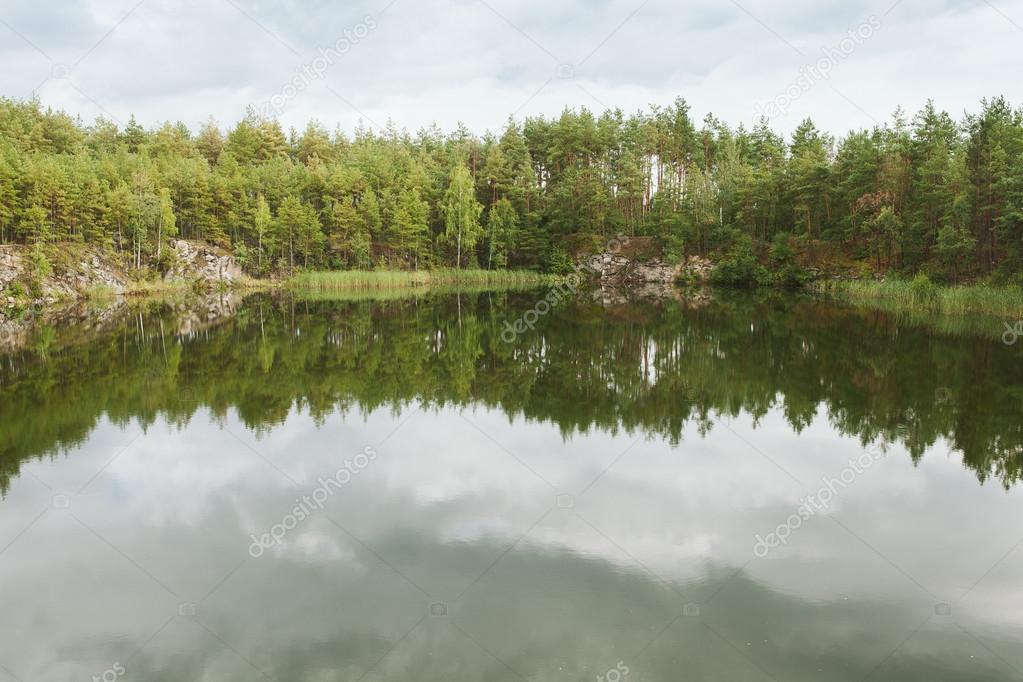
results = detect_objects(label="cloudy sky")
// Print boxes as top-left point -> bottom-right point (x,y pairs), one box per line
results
1,0 -> 1022,138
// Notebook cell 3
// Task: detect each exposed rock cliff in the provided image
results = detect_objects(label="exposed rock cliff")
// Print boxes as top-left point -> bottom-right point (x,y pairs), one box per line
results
579,245 -> 713,286
1,240 -> 243,311
164,240 -> 243,285
0,248 -> 24,294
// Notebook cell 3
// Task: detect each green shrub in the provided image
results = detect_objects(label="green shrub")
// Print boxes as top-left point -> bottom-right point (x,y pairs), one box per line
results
6,281 -> 27,299
83,284 -> 117,300
155,246 -> 179,274
909,273 -> 939,305
990,267 -> 1023,287
770,233 -> 794,265
29,242 -> 52,279
545,247 -> 574,275
663,230 -> 686,265
232,243 -> 250,270
775,264 -> 808,288
769,233 -> 808,288
710,235 -> 771,287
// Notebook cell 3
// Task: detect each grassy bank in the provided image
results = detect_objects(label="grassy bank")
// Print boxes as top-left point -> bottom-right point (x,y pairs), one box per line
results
288,269 -> 556,292
2,268 -> 557,314
113,276 -> 276,298
817,278 -> 1023,319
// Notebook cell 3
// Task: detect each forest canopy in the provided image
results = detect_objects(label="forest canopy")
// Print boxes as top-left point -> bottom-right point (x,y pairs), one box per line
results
1,96 -> 1022,281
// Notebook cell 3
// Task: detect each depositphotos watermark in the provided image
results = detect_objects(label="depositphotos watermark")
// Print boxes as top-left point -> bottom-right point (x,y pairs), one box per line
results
754,16 -> 881,120
499,272 -> 586,343
248,446 -> 377,557
1003,320 -> 1022,346
91,662 -> 125,682
258,16 -> 378,117
752,443 -> 885,558
500,234 -> 627,343
596,661 -> 630,682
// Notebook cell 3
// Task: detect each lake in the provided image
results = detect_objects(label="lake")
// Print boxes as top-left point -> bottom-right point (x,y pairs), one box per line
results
1,290 -> 1021,681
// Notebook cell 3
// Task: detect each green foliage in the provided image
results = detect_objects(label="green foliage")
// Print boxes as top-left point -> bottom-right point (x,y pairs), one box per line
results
770,232 -> 794,265
710,235 -> 770,287
251,194 -> 272,274
441,165 -> 483,269
4,280 -> 27,300
485,198 -> 518,269
825,278 -> 1022,317
0,96 -> 1022,283
934,225 -> 977,281
545,247 -> 574,275
154,241 -> 178,274
909,273 -> 940,305
392,188 -> 431,269
83,284 -> 117,300
29,242 -> 51,279
289,269 -> 552,291
233,243 -> 251,269
157,187 -> 177,249
769,232 -> 807,288
3,293 -> 1023,497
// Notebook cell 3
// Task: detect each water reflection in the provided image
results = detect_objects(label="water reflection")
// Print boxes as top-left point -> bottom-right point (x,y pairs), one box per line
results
0,292 -> 1021,681
2,292 -> 1021,491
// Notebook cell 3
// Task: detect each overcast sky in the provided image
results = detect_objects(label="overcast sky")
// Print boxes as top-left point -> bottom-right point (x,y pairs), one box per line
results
1,0 -> 1022,138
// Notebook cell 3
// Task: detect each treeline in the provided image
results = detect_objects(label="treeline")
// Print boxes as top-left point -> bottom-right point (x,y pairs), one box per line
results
1,95 -> 1022,281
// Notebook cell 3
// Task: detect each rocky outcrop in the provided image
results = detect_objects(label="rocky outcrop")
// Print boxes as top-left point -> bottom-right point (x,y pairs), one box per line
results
581,253 -> 680,285
575,237 -> 716,304
581,248 -> 713,286
1,245 -> 130,308
0,248 -> 24,304
60,254 -> 129,296
0,248 -> 23,292
2,240 -> 246,312
677,256 -> 714,283
164,240 -> 243,284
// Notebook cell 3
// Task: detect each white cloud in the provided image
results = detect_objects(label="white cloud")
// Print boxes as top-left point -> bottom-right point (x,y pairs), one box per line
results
1,0 -> 1021,137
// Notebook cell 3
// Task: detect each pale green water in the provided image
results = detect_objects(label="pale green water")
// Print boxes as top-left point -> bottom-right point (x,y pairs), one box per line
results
0,291 -> 1021,681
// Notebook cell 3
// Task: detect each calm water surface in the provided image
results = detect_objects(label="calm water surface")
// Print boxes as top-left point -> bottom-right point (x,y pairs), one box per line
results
1,291 -> 1022,681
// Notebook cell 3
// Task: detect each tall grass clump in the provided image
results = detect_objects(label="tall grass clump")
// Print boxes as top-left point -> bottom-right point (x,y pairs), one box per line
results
820,278 -> 1023,318
82,284 -> 118,300
289,269 -> 555,292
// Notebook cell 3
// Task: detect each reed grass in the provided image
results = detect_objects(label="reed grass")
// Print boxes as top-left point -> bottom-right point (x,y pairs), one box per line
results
288,269 -> 556,291
122,279 -> 193,296
81,284 -> 119,300
817,279 -> 1023,318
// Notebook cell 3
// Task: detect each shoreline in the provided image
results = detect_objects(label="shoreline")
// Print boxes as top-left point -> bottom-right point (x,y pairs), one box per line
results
1,261 -> 557,314
6,268 -> 1020,318
3,274 -> 1019,355
3,237 -> 1020,322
